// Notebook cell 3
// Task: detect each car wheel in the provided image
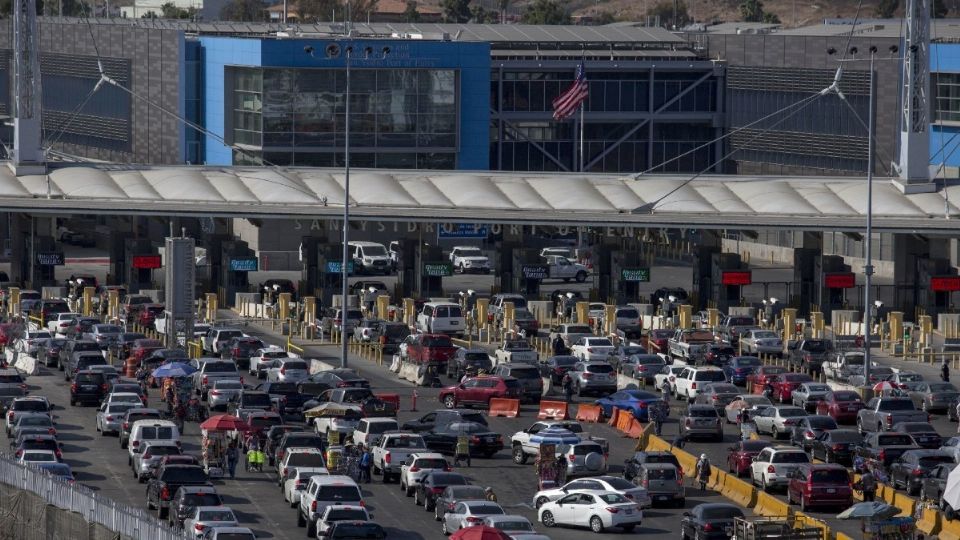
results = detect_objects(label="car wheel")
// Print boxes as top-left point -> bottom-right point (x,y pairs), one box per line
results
824,451 -> 832,464
762,476 -> 770,493
424,498 -> 434,512
681,527 -> 689,540
297,510 -> 305,527
414,489 -> 421,505
800,496 -> 807,512
435,506 -> 442,521
921,486 -> 929,501
623,524 -> 636,533
442,521 -> 450,535
590,515 -> 604,533
443,395 -> 457,409
541,510 -> 556,528
306,520 -> 316,537
575,271 -> 587,283
513,446 -> 529,465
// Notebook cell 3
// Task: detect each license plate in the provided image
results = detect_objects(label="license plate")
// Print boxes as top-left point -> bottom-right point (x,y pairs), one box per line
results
657,495 -> 669,501
826,488 -> 836,494
625,509 -> 633,515
450,322 -> 458,325
81,385 -> 96,391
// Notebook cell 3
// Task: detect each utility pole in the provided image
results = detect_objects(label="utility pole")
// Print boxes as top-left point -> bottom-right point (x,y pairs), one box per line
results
10,0 -> 46,175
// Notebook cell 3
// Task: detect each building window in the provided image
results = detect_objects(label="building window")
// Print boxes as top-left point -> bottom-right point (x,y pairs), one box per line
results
933,72 -> 960,124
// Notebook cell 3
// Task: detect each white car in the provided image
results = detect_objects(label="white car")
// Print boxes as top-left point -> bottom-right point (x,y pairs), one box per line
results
249,346 -> 294,377
672,366 -> 727,402
751,405 -> 808,438
278,448 -> 328,486
283,467 -> 329,507
482,515 -> 547,539
400,453 -> 449,496
723,395 -> 773,423
654,365 -> 686,392
538,490 -> 642,533
750,446 -> 810,492
532,476 -> 651,509
16,329 -> 52,355
352,418 -> 399,447
182,506 -> 239,539
449,246 -> 491,274
315,504 -> 371,537
740,329 -> 784,355
105,392 -> 144,406
18,449 -> 59,464
266,358 -> 310,383
569,337 -> 616,362
442,500 -> 506,535
47,313 -> 80,335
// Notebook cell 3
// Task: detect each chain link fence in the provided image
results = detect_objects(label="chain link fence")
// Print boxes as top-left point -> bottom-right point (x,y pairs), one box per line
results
0,453 -> 188,540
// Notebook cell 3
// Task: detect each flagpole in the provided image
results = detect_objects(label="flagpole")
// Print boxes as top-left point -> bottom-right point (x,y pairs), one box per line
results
579,103 -> 585,172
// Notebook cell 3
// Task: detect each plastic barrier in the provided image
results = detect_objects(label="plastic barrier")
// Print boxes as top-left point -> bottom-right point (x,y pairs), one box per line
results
375,393 -> 400,410
940,517 -> 960,540
607,407 -> 621,426
625,418 -> 645,438
575,404 -> 602,423
537,400 -> 569,420
488,398 -> 520,418
889,490 -> 915,517
916,507 -> 942,536
645,434 -> 673,452
615,410 -> 634,435
794,513 -> 830,540
754,490 -> 791,517
718,471 -> 757,508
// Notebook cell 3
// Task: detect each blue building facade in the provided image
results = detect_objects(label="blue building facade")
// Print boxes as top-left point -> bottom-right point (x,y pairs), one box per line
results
195,36 -> 490,170
931,43 -> 960,169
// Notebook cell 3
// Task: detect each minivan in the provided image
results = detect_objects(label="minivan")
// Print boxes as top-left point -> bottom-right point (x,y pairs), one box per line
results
127,419 -> 181,461
416,302 -> 465,336
637,462 -> 685,507
348,241 -> 392,275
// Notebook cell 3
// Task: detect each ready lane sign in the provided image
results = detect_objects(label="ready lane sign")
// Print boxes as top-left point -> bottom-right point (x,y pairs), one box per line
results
325,261 -> 355,274
521,264 -> 549,280
621,268 -> 651,282
438,223 -> 489,239
229,258 -> 258,272
36,252 -> 64,266
423,262 -> 453,277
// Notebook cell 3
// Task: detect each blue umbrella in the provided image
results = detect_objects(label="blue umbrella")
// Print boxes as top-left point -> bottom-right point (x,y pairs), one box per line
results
151,362 -> 196,378
529,427 -> 581,446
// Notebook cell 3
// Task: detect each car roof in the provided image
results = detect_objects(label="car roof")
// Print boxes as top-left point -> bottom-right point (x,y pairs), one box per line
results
770,446 -> 805,453
311,474 -> 359,485
642,462 -> 678,470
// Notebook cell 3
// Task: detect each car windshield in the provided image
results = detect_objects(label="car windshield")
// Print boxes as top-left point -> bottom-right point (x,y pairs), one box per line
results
214,534 -> 256,540
632,356 -> 663,365
565,326 -> 591,334
451,486 -> 487,499
242,394 -> 272,407
688,408 -> 718,418
808,417 -> 837,428
510,368 -> 539,379
215,381 -> 242,390
878,435 -> 915,445
929,383 -> 958,392
899,373 -> 923,382
204,362 -> 237,373
185,493 -> 222,506
811,469 -> 850,483
741,441 -> 770,452
492,519 -> 533,531
695,371 -> 726,382
330,524 -> 385,539
771,452 -> 809,463
457,248 -> 483,257
422,336 -> 452,347
919,455 -> 954,467
586,364 -> 613,374
327,509 -> 368,521
288,453 -> 325,467
589,339 -> 613,347
198,509 -> 235,521
806,385 -> 831,392
573,444 -> 603,455
367,422 -> 397,434
161,468 -> 207,483
754,331 -> 778,339
317,486 -> 361,501
878,400 -> 916,411
20,417 -> 51,426
444,422 -> 487,434
467,503 -> 504,515
249,416 -> 280,429
833,392 -> 861,402
702,507 -> 745,519
429,473 -> 467,486
95,325 -> 122,333
388,436 -> 426,448
604,477 -> 635,489
782,374 -> 811,382
414,458 -> 448,469
284,361 -> 308,370
900,423 -> 935,433
709,384 -> 739,394
779,408 -> 807,418
140,426 -> 175,439
647,467 -> 676,480
107,404 -> 136,414
552,357 -> 578,366
735,358 -> 762,367
145,446 -> 180,456
13,401 -> 47,412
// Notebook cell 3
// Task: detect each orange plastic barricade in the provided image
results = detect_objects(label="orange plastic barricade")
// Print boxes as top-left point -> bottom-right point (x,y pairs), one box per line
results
625,418 -> 644,438
375,393 -> 400,410
607,407 -> 621,426
537,400 -> 569,420
575,404 -> 602,423
488,398 -> 520,418
615,410 -> 634,435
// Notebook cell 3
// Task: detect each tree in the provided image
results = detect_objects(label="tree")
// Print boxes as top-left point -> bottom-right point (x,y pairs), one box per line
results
762,11 -> 780,23
348,0 -> 379,22
933,0 -> 949,17
520,0 -> 569,24
219,0 -> 266,21
439,0 -> 470,22
646,0 -> 690,28
593,11 -> 616,24
496,0 -> 509,23
402,0 -> 420,21
470,4 -> 498,22
739,0 -> 767,22
296,0 -> 340,21
874,0 -> 898,18
160,1 -> 197,18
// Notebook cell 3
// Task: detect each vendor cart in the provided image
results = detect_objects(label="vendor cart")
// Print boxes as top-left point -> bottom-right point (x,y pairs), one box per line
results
201,429 -> 227,478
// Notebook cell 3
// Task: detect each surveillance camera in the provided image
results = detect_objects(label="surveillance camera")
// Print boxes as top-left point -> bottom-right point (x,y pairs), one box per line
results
382,46 -> 391,56
303,45 -> 314,55
770,297 -> 778,304
364,46 -> 373,56
325,43 -> 341,58
849,46 -> 858,55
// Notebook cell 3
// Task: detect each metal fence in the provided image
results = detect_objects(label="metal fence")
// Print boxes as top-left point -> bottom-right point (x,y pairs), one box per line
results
0,453 -> 189,540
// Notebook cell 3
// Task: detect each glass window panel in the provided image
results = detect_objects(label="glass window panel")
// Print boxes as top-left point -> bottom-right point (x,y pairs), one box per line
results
377,133 -> 417,147
295,131 -> 334,147
376,153 -> 417,169
293,152 -> 335,167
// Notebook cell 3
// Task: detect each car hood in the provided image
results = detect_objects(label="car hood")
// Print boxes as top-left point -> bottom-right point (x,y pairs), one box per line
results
509,534 -> 552,540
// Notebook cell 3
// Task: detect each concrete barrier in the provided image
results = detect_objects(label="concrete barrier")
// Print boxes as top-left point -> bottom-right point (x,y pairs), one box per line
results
309,358 -> 339,374
717,470 -> 757,508
940,517 -> 960,540
916,507 -> 942,536
753,491 -> 790,517
12,353 -> 37,376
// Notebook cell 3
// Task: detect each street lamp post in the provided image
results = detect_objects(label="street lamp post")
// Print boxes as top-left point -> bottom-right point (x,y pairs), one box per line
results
863,46 -> 877,388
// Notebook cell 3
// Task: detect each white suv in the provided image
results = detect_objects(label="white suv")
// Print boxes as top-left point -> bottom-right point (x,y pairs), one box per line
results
750,446 -> 810,492
400,452 -> 450,496
353,418 -> 399,447
298,476 -> 363,537
416,302 -> 465,336
672,366 -> 727,402
448,246 -> 490,274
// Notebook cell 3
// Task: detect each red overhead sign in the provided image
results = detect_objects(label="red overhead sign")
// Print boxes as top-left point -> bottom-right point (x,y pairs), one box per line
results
931,276 -> 960,292
132,255 -> 162,269
824,272 -> 856,289
721,271 -> 752,286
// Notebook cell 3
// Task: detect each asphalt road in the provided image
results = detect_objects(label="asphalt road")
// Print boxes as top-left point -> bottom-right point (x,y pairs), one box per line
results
17,327 -> 748,540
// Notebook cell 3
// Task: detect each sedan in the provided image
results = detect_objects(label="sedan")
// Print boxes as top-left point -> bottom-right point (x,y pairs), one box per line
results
681,405 -> 723,441
693,383 -> 741,412
183,506 -> 239,539
442,500 -> 505,535
740,329 -> 783,355
595,390 -> 667,422
723,356 -> 763,386
791,382 -> 832,412
746,365 -> 787,391
538,490 -> 641,533
624,451 -> 682,481
532,476 -> 651,510
809,429 -> 863,465
789,416 -> 839,451
941,436 -> 960,462
909,382 -> 960,413
96,402 -> 137,436
434,485 -> 488,522
724,395 -> 773,423
483,515 -> 546,539
18,449 -> 60,465
414,471 -> 469,511
893,422 -> 943,449
752,406 -> 807,439
726,440 -> 771,477
816,390 -> 865,424
11,415 -> 56,439
680,503 -> 744,540
570,337 -> 616,362
12,435 -> 62,461
207,380 -> 243,412
352,319 -> 383,343
620,354 -> 667,381
422,421 -> 503,458
768,373 -> 814,403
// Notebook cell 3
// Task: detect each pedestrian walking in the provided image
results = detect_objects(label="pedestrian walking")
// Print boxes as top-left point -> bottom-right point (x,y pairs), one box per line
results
562,373 -> 574,403
359,445 -> 372,484
943,360 -> 951,383
857,469 -> 878,502
454,435 -> 471,467
226,442 -> 239,479
695,454 -> 712,492
652,403 -> 665,436
553,335 -> 566,356
661,380 -> 671,403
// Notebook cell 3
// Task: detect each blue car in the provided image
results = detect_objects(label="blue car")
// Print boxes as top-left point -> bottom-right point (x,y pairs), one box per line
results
723,356 -> 763,385
595,390 -> 666,422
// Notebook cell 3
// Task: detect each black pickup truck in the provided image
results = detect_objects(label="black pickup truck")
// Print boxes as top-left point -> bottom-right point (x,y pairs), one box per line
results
787,339 -> 834,375
254,382 -> 310,419
145,464 -> 211,518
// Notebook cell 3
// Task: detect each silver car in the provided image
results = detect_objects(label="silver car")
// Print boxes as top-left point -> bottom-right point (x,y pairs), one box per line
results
791,382 -> 832,412
637,463 -> 685,507
131,442 -> 182,481
352,319 -> 383,343
96,402 -> 137,435
83,324 -> 124,350
740,329 -> 783,355
909,382 -> 960,413
183,506 -> 239,539
752,405 -> 808,439
267,358 -> 310,383
557,441 -> 608,478
208,380 -> 244,412
17,329 -> 52,356
569,361 -> 617,396
442,500 -> 506,535
681,404 -> 723,441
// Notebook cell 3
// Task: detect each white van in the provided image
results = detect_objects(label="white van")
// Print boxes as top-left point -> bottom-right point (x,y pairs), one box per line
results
127,419 -> 180,461
348,241 -> 392,275
416,302 -> 465,336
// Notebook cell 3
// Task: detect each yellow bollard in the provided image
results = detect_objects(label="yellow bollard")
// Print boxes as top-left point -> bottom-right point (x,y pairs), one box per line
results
376,295 -> 390,320
278,293 -> 291,321
888,312 -> 903,353
604,304 -> 617,336
576,301 -> 589,326
82,287 -> 95,317
476,298 -> 489,337
205,293 -> 218,323
782,308 -> 796,348
403,298 -> 415,328
108,289 -> 120,322
678,305 -> 692,329
503,302 -> 515,334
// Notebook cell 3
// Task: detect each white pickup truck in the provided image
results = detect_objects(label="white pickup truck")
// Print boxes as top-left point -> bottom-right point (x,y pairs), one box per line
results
822,351 -> 868,382
510,420 -> 584,464
668,329 -> 715,361
371,432 -> 428,484
543,255 -> 589,283
494,340 -> 538,366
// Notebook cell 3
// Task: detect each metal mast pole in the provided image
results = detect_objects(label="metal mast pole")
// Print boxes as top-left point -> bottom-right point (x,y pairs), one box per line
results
864,49 -> 876,387
11,0 -> 45,175
340,43 -> 352,369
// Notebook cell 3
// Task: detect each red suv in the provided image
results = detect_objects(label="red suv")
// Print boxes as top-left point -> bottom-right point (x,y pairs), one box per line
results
768,373 -> 813,403
407,334 -> 457,366
438,376 -> 521,409
727,440 -> 771,477
816,390 -> 865,424
787,464 -> 852,511
746,365 -> 787,394
137,304 -> 165,327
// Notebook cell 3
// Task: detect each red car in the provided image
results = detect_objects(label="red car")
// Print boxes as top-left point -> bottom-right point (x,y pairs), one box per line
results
438,375 -> 521,409
769,373 -> 813,403
131,339 -> 163,363
137,304 -> 165,327
646,329 -> 674,354
787,464 -> 852,511
406,334 -> 457,366
747,365 -> 787,394
727,440 -> 771,477
816,390 -> 866,424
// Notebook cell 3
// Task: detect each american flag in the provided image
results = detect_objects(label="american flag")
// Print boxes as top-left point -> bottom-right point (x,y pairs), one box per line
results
552,62 -> 588,121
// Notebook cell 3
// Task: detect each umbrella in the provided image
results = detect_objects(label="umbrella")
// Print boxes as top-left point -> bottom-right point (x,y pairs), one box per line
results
943,463 -> 960,512
872,381 -> 897,392
529,427 -> 581,446
449,526 -> 512,540
200,414 -> 250,432
836,502 -> 902,520
151,362 -> 196,378
304,402 -> 363,419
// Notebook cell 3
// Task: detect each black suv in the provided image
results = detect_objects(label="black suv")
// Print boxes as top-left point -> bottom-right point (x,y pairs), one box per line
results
228,390 -> 273,414
379,322 -> 410,354
168,485 -> 223,528
446,348 -> 492,380
401,409 -> 488,433
146,464 -> 211,518
59,340 -> 101,371
70,371 -> 107,406
65,352 -> 108,380
222,337 -> 265,369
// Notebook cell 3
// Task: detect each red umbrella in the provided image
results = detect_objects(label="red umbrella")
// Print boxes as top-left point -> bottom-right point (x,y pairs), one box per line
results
449,526 -> 512,540
200,414 -> 250,432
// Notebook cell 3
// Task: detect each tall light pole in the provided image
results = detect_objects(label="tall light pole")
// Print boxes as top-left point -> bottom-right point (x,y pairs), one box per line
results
863,46 -> 877,388
340,44 -> 352,369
